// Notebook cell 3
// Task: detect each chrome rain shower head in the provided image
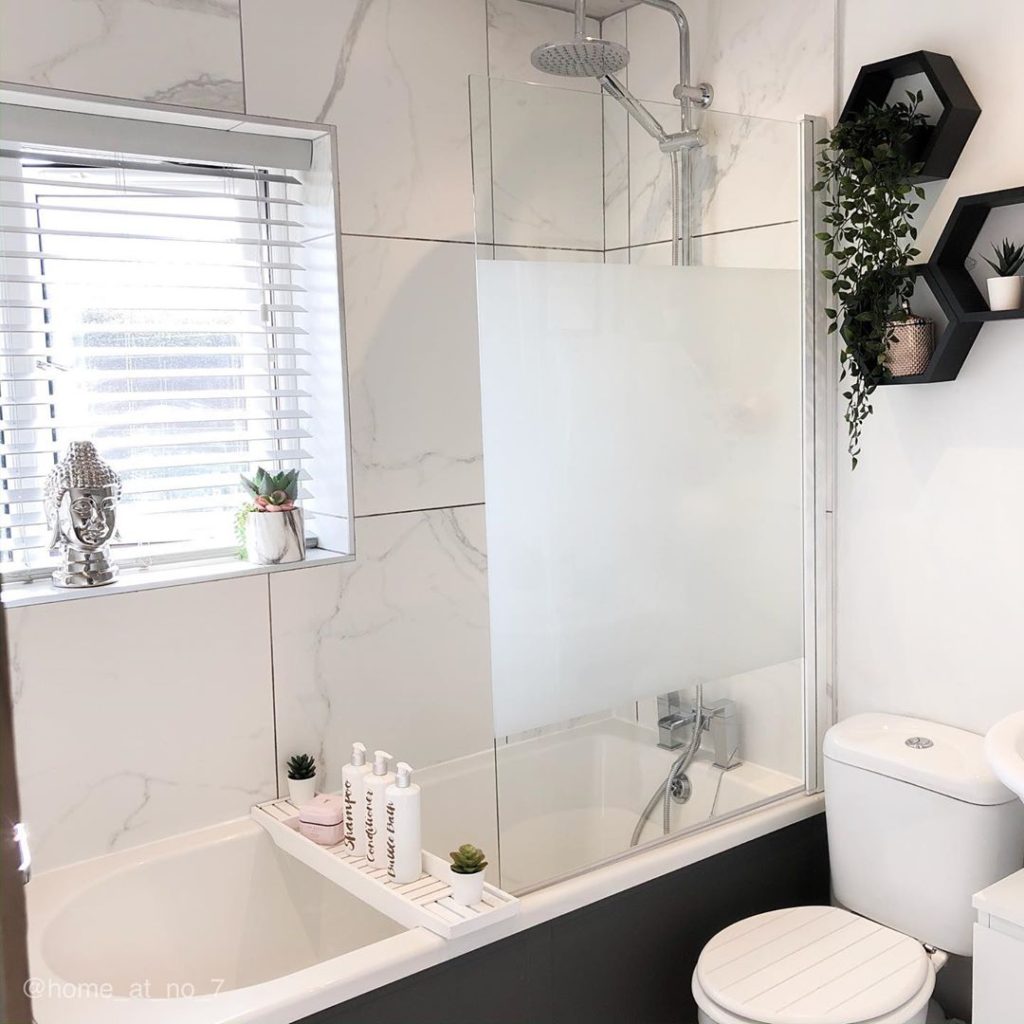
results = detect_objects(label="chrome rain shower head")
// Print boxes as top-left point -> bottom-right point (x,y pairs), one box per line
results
529,0 -> 628,79
530,38 -> 630,79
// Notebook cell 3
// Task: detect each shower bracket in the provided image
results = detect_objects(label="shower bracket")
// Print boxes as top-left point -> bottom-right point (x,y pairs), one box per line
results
674,82 -> 714,109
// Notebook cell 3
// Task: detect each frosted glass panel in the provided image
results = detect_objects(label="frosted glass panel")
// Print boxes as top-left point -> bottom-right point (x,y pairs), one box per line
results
478,262 -> 802,737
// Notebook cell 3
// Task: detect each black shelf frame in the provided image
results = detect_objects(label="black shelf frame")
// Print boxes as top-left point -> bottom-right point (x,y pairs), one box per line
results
930,186 -> 1024,322
881,263 -> 982,385
839,50 -> 980,183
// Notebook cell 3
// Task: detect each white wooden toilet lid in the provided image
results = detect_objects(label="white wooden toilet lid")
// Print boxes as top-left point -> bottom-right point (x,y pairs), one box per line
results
695,906 -> 931,1024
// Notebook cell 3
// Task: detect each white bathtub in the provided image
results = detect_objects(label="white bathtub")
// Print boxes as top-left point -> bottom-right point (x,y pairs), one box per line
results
491,718 -> 802,891
27,719 -> 818,1024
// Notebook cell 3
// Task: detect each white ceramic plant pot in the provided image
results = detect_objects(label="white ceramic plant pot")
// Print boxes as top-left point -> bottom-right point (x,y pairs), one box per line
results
987,275 -> 1023,311
246,507 -> 305,565
287,776 -> 316,806
448,868 -> 485,906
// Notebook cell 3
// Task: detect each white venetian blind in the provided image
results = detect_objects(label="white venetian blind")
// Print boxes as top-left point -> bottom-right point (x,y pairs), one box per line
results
0,140 -> 314,579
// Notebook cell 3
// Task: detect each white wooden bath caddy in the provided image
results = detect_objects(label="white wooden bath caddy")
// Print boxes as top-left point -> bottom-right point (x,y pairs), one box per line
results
252,797 -> 519,939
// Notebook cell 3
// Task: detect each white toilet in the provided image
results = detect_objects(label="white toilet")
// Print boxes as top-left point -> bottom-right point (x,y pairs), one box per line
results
692,713 -> 1024,1024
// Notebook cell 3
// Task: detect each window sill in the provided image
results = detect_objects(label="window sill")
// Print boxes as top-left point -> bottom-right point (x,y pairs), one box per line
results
0,547 -> 354,610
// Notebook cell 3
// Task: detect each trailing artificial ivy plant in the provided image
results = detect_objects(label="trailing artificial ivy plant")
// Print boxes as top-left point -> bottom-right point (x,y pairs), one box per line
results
814,91 -> 929,467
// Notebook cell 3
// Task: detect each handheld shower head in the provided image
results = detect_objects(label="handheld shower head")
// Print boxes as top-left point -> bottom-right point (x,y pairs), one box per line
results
530,38 -> 630,78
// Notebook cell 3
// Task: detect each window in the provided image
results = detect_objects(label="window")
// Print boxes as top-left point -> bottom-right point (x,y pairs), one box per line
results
0,96 -> 350,583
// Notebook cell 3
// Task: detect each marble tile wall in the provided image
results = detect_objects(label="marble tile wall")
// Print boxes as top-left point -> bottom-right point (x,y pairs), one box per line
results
270,508 -> 491,794
3,0 -> 583,870
0,0 -> 244,111
1,0 -> 837,870
7,577 -> 276,872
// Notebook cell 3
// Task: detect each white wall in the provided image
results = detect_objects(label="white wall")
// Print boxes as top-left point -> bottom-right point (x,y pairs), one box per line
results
837,10 -> 1024,1016
837,0 -> 1024,738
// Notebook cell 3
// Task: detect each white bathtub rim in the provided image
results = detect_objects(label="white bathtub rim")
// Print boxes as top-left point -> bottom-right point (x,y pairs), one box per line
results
27,791 -> 824,1024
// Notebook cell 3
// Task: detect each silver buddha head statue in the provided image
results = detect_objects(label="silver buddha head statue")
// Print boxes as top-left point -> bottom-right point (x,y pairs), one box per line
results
44,441 -> 122,588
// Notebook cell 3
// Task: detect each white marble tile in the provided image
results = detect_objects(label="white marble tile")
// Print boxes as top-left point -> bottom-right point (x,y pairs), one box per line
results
8,577 -> 275,872
0,0 -> 243,112
470,74 -> 496,246
627,115 -> 675,249
695,221 -> 800,270
625,0 -> 711,105
602,12 -> 631,252
270,506 -> 493,791
241,0 -> 487,242
692,110 -> 800,236
487,0 -> 599,90
342,236 -> 484,517
700,0 -> 835,122
624,0 -> 832,122
630,105 -> 800,247
622,0 -> 833,247
629,220 -> 799,268
628,241 -> 672,266
489,77 -> 605,250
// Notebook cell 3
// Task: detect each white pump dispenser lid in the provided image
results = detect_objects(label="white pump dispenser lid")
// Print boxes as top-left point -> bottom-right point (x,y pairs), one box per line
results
351,742 -> 366,767
372,750 -> 393,776
394,762 -> 414,788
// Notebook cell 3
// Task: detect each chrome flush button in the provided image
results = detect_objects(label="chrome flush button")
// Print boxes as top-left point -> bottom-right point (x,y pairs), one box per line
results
906,736 -> 934,749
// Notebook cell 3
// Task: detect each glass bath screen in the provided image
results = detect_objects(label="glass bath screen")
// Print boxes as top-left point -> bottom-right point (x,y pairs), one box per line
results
471,76 -> 806,892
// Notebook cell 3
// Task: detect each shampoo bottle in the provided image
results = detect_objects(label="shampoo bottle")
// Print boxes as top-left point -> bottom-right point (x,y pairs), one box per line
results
384,762 -> 422,884
363,750 -> 393,866
341,742 -> 372,855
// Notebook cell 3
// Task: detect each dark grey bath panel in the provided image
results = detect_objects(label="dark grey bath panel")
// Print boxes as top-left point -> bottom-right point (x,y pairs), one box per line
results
298,813 -> 830,1024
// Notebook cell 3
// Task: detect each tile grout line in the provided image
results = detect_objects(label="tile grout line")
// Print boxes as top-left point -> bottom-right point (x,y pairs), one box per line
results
606,219 -> 800,255
355,502 -> 485,521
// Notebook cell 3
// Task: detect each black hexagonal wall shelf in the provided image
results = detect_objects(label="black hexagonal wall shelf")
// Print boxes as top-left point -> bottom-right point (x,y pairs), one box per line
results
839,51 -> 980,183
881,264 -> 982,386
930,186 -> 1024,323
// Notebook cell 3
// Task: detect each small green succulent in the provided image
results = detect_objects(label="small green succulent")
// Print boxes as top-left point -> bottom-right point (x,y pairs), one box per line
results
980,238 -> 1024,278
241,466 -> 300,510
449,844 -> 488,875
286,753 -> 316,780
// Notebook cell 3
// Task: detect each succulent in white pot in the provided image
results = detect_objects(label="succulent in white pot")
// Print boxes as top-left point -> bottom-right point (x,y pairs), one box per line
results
239,467 -> 305,565
980,238 -> 1024,312
447,843 -> 488,906
285,753 -> 317,806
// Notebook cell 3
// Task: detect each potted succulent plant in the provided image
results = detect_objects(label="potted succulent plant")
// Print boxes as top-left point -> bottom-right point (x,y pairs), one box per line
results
285,753 -> 317,806
980,238 -> 1024,312
448,843 -> 488,906
239,467 -> 305,565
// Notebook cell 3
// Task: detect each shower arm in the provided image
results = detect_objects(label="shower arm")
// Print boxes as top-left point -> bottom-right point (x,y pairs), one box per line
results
637,0 -> 712,132
598,73 -> 670,145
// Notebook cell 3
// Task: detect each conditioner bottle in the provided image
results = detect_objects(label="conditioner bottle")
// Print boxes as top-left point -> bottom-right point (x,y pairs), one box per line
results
363,750 -> 393,866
